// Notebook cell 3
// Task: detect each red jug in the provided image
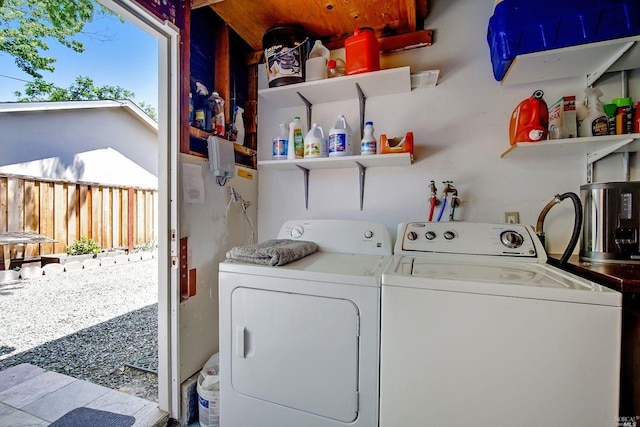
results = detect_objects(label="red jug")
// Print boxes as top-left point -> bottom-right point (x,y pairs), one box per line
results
509,90 -> 548,145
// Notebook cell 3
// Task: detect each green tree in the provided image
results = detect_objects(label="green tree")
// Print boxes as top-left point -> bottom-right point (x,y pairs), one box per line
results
14,76 -> 158,120
0,0 -> 111,78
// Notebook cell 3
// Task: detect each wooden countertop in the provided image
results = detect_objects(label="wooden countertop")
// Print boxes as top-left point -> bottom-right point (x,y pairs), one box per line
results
549,255 -> 640,294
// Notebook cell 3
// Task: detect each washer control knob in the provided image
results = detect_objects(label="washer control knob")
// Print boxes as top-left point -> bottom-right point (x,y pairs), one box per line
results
500,230 -> 524,248
443,231 -> 455,240
364,230 -> 373,239
290,225 -> 304,238
407,231 -> 418,241
425,231 -> 436,240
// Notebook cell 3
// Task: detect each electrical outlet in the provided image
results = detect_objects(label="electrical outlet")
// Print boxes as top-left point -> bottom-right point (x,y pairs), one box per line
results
505,212 -> 520,224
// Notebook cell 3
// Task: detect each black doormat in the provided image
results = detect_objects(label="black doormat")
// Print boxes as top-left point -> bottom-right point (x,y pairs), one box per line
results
125,353 -> 158,374
49,407 -> 135,427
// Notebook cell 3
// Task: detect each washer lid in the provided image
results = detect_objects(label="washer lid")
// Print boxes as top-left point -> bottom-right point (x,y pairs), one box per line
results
382,257 -> 621,307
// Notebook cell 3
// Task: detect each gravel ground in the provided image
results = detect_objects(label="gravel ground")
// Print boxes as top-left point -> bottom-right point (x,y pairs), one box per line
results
0,258 -> 159,402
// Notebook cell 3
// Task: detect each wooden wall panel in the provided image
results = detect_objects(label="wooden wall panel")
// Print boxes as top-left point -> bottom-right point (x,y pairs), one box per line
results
39,182 -> 54,255
112,188 -> 121,248
67,185 -> 78,246
91,186 -> 102,247
0,177 -> 7,233
102,187 -> 112,249
53,183 -> 67,254
123,189 -> 131,251
137,190 -> 145,243
24,180 -> 40,259
8,178 -> 25,260
79,184 -> 90,238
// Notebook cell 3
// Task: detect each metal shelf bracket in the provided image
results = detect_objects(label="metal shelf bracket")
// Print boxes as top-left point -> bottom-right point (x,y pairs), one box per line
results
296,165 -> 310,210
356,161 -> 366,211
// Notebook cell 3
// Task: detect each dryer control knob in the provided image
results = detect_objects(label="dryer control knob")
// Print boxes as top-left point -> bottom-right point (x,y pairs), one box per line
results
290,225 -> 304,238
500,230 -> 524,248
443,231 -> 455,240
407,231 -> 418,241
364,230 -> 374,239
425,231 -> 436,240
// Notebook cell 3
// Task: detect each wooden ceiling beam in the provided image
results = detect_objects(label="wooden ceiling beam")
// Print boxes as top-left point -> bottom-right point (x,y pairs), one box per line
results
191,0 -> 224,10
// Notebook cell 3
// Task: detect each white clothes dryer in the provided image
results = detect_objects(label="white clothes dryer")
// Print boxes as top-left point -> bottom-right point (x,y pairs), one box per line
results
218,219 -> 393,427
380,222 -> 622,427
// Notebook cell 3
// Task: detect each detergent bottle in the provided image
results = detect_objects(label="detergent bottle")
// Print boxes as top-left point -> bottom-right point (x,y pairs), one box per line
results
287,116 -> 304,159
328,115 -> 353,157
579,87 -> 608,137
509,90 -> 548,145
303,123 -> 327,158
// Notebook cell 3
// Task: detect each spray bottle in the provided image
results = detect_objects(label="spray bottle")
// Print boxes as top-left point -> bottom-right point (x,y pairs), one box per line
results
232,106 -> 245,145
209,91 -> 226,137
579,87 -> 608,137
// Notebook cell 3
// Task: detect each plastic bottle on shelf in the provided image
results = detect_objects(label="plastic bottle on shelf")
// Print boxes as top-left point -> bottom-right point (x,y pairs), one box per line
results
579,87 -> 608,137
304,123 -> 327,158
209,91 -> 226,137
306,40 -> 330,81
327,59 -> 346,78
287,116 -> 304,159
635,102 -> 640,134
233,106 -> 245,145
360,121 -> 377,155
329,115 -> 353,157
273,122 -> 288,160
603,103 -> 617,135
613,97 -> 634,134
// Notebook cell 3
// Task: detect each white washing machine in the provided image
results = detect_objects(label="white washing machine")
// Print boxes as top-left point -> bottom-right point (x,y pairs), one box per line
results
218,219 -> 393,427
380,222 -> 622,427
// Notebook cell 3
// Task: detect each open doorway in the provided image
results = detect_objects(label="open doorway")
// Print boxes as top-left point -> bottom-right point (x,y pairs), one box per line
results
0,0 -> 180,420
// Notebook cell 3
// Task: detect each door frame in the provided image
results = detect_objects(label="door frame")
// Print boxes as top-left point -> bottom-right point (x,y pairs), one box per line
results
97,0 -> 181,417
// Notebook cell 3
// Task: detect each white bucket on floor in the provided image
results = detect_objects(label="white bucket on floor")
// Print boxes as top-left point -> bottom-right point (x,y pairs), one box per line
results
198,354 -> 220,427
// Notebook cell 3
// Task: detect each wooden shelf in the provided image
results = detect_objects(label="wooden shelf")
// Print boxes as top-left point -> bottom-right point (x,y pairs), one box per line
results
501,134 -> 640,161
258,67 -> 411,108
502,35 -> 640,86
258,153 -> 411,170
190,126 -> 257,168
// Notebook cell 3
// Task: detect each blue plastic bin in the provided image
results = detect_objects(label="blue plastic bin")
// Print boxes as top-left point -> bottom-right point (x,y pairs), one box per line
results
487,0 -> 640,81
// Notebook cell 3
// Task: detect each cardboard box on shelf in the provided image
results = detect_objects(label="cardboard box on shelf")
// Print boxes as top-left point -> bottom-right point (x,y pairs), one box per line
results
548,96 -> 577,139
380,132 -> 414,158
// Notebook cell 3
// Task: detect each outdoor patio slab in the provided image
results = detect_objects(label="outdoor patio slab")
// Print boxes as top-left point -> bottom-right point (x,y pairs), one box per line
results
0,364 -> 45,393
0,371 -> 75,409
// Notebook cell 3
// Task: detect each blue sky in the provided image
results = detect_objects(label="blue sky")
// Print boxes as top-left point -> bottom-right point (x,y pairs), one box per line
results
0,12 -> 158,110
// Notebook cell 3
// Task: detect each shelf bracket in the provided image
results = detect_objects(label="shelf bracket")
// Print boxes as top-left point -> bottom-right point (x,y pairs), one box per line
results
356,83 -> 366,137
585,138 -> 633,183
586,138 -> 634,164
586,41 -> 635,87
296,165 -> 310,210
356,162 -> 366,211
297,92 -> 313,132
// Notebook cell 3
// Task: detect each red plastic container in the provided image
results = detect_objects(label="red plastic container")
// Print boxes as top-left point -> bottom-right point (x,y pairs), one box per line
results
345,28 -> 380,75
509,90 -> 549,145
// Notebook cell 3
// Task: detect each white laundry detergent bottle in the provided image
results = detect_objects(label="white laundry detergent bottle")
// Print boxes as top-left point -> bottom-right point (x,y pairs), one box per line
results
329,115 -> 353,157
305,40 -> 330,81
304,123 -> 327,157
232,106 -> 245,146
197,353 -> 220,427
273,122 -> 288,159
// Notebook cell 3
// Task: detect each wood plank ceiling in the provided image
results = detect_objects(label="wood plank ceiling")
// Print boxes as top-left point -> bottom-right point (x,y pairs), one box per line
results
191,0 -> 430,53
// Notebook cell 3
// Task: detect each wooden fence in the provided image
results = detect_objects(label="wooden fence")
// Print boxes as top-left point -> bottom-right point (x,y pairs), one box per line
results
0,175 -> 156,265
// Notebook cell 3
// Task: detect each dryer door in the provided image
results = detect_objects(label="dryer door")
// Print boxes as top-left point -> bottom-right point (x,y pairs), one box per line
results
231,287 -> 360,422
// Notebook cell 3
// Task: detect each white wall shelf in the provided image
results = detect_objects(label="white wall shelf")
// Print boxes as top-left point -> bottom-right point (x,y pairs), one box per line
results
501,35 -> 640,86
500,134 -> 640,162
258,66 -> 411,108
259,153 -> 412,211
258,153 -> 411,170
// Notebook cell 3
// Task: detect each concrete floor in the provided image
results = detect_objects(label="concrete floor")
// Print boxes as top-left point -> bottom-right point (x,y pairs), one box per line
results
0,364 -> 167,426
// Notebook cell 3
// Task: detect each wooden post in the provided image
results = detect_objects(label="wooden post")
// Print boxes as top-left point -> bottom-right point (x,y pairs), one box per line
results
128,188 -> 135,253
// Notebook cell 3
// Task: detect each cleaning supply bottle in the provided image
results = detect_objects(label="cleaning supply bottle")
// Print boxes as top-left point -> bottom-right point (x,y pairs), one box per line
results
273,122 -> 288,159
233,106 -> 245,145
306,40 -> 330,81
603,104 -> 617,135
508,90 -> 548,145
327,58 -> 346,78
209,91 -> 226,137
287,116 -> 304,159
360,121 -> 377,155
613,97 -> 634,134
329,115 -> 353,157
303,123 -> 326,157
579,87 -> 608,137
635,102 -> 640,133
576,96 -> 589,136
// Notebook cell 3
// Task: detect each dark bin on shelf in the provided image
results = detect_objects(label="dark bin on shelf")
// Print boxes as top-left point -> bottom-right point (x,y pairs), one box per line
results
487,0 -> 640,81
